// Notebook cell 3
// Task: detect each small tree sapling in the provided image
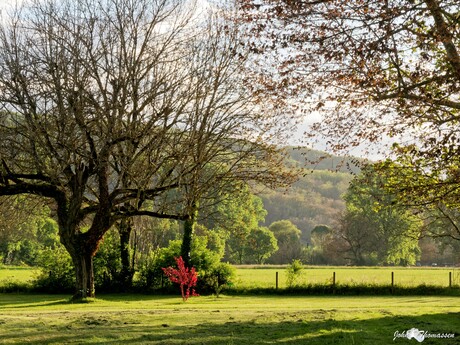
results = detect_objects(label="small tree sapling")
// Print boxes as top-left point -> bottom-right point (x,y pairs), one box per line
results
162,256 -> 199,301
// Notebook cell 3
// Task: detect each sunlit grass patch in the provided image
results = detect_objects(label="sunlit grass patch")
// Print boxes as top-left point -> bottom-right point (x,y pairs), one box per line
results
0,266 -> 39,283
0,294 -> 459,344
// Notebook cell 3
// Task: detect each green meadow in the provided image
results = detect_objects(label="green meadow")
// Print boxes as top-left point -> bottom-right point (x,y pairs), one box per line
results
0,266 -> 39,283
0,266 -> 39,292
2,265 -> 460,292
234,266 -> 460,289
0,294 -> 459,344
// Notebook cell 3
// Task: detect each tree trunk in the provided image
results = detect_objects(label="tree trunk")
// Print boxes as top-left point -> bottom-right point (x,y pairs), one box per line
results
117,218 -> 134,289
60,229 -> 100,300
238,250 -> 244,265
181,202 -> 199,267
181,217 -> 195,267
71,247 -> 95,299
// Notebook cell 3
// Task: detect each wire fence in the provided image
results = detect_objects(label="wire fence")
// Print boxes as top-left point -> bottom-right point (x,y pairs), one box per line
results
235,267 -> 460,289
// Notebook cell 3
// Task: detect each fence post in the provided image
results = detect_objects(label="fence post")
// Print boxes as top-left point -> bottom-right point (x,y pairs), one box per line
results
391,271 -> 394,294
276,271 -> 279,290
332,272 -> 336,294
449,272 -> 452,288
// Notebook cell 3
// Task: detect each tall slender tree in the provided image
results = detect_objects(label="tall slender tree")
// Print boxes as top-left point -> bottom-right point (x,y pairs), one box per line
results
150,14 -> 297,266
0,0 -> 199,298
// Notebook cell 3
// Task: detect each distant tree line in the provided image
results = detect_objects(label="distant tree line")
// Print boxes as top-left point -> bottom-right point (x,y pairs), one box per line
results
305,165 -> 460,266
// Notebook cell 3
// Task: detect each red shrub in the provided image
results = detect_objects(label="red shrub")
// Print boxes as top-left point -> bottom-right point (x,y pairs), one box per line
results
162,256 -> 199,301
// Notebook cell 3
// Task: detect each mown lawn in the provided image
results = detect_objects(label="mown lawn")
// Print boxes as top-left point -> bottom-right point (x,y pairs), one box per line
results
0,294 -> 459,344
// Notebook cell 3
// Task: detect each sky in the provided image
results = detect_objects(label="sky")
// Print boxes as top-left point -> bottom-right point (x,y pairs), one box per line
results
0,0 -> 19,10
290,115 -> 391,161
0,0 -> 21,20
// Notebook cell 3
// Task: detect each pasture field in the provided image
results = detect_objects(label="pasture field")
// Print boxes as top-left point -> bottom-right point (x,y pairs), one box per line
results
0,294 -> 459,344
234,266 -> 460,289
0,266 -> 38,286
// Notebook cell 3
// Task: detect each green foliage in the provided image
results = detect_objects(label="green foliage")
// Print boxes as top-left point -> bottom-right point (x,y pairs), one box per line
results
136,251 -> 161,289
338,165 -> 422,266
195,224 -> 226,261
311,225 -> 331,238
200,262 -> 236,297
377,157 -> 460,244
137,235 -> 225,292
36,218 -> 60,249
268,220 -> 303,264
93,229 -> 123,291
34,221 -> 127,293
245,227 -> 278,264
206,188 -> 267,264
0,196 -> 58,266
34,246 -> 75,293
286,259 -> 303,288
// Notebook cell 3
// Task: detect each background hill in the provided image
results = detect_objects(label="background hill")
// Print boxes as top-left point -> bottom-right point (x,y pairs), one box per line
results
259,147 -> 363,244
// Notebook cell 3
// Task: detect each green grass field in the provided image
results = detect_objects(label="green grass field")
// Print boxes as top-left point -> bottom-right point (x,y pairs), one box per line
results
2,265 -> 459,290
0,266 -> 38,285
234,266 -> 460,289
0,294 -> 459,344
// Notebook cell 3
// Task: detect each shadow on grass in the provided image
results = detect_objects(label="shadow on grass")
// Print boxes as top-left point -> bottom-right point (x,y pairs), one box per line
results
0,293 -> 72,307
1,312 -> 458,344
225,284 -> 460,296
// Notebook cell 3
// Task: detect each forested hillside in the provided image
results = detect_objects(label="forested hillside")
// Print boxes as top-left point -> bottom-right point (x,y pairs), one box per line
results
260,147 -> 361,244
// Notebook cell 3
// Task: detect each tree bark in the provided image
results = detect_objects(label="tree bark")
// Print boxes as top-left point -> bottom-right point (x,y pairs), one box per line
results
59,223 -> 101,300
181,201 -> 199,267
181,218 -> 194,268
71,248 -> 95,299
117,218 -> 134,289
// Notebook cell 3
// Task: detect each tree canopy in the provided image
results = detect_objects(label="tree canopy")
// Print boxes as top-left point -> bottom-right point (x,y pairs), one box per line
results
237,0 -> 460,200
337,165 -> 422,265
268,219 -> 303,264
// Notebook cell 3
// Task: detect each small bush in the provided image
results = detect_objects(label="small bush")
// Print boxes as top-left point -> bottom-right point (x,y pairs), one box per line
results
286,259 -> 303,287
136,251 -> 165,290
0,278 -> 32,293
200,262 -> 236,297
33,246 -> 75,293
162,256 -> 199,301
136,236 -> 223,292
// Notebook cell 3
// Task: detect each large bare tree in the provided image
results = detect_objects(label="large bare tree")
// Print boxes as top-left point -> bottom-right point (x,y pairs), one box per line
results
0,0 -> 294,297
0,0 -> 200,298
